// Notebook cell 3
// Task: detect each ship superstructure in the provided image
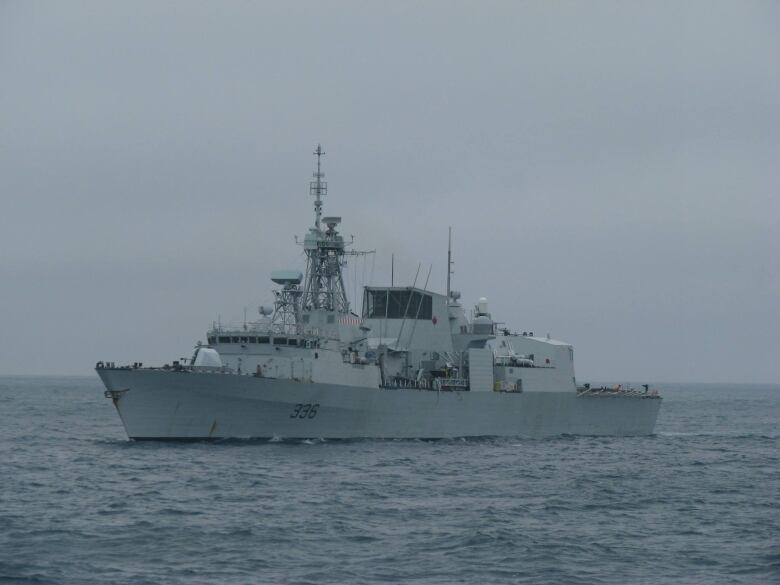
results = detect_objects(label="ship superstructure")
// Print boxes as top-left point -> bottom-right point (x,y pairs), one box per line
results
97,146 -> 661,440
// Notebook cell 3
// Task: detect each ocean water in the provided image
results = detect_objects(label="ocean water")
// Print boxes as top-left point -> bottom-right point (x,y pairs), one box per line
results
0,378 -> 777,585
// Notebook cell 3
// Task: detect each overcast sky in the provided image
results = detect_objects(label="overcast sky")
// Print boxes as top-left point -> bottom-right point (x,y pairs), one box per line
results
1,1 -> 778,383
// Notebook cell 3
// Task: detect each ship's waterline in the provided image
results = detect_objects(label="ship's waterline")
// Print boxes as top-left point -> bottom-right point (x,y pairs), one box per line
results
98,368 -> 660,440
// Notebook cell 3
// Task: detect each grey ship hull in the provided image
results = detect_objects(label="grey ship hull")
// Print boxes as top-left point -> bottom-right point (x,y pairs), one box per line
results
98,369 -> 661,440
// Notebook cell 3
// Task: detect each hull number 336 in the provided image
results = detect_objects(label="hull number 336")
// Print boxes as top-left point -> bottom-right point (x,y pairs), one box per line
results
290,403 -> 320,419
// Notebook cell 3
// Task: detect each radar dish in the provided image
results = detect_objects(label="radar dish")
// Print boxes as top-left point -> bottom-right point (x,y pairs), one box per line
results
270,270 -> 303,286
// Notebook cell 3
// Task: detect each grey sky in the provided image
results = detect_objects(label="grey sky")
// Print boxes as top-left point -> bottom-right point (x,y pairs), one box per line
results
1,1 -> 778,382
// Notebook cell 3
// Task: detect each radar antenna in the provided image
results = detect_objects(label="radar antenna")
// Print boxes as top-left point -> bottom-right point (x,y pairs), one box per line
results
300,144 -> 350,313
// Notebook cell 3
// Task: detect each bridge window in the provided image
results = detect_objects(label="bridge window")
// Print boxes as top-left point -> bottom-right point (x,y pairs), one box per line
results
208,336 -> 216,344
218,336 -> 230,343
258,336 -> 270,344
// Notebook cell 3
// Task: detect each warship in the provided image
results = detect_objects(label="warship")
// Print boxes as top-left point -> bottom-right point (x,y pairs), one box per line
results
97,146 -> 661,440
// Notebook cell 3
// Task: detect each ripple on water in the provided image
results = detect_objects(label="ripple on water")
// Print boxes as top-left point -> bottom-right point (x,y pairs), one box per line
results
0,379 -> 778,585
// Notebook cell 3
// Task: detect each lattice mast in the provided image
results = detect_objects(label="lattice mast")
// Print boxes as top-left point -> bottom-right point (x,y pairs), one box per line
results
300,145 -> 351,313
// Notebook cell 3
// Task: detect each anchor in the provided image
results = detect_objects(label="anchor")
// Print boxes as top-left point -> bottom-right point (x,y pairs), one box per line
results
104,388 -> 129,405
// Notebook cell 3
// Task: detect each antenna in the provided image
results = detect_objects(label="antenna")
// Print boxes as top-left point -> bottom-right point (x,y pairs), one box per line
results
446,227 -> 453,303
300,145 -> 351,314
395,263 -> 421,346
405,264 -> 433,350
310,144 -> 327,229
391,253 -> 394,287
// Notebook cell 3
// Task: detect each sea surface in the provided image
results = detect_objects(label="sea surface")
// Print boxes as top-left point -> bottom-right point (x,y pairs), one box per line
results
0,378 -> 777,585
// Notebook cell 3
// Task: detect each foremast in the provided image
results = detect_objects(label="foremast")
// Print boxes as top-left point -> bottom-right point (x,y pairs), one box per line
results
300,145 -> 350,313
